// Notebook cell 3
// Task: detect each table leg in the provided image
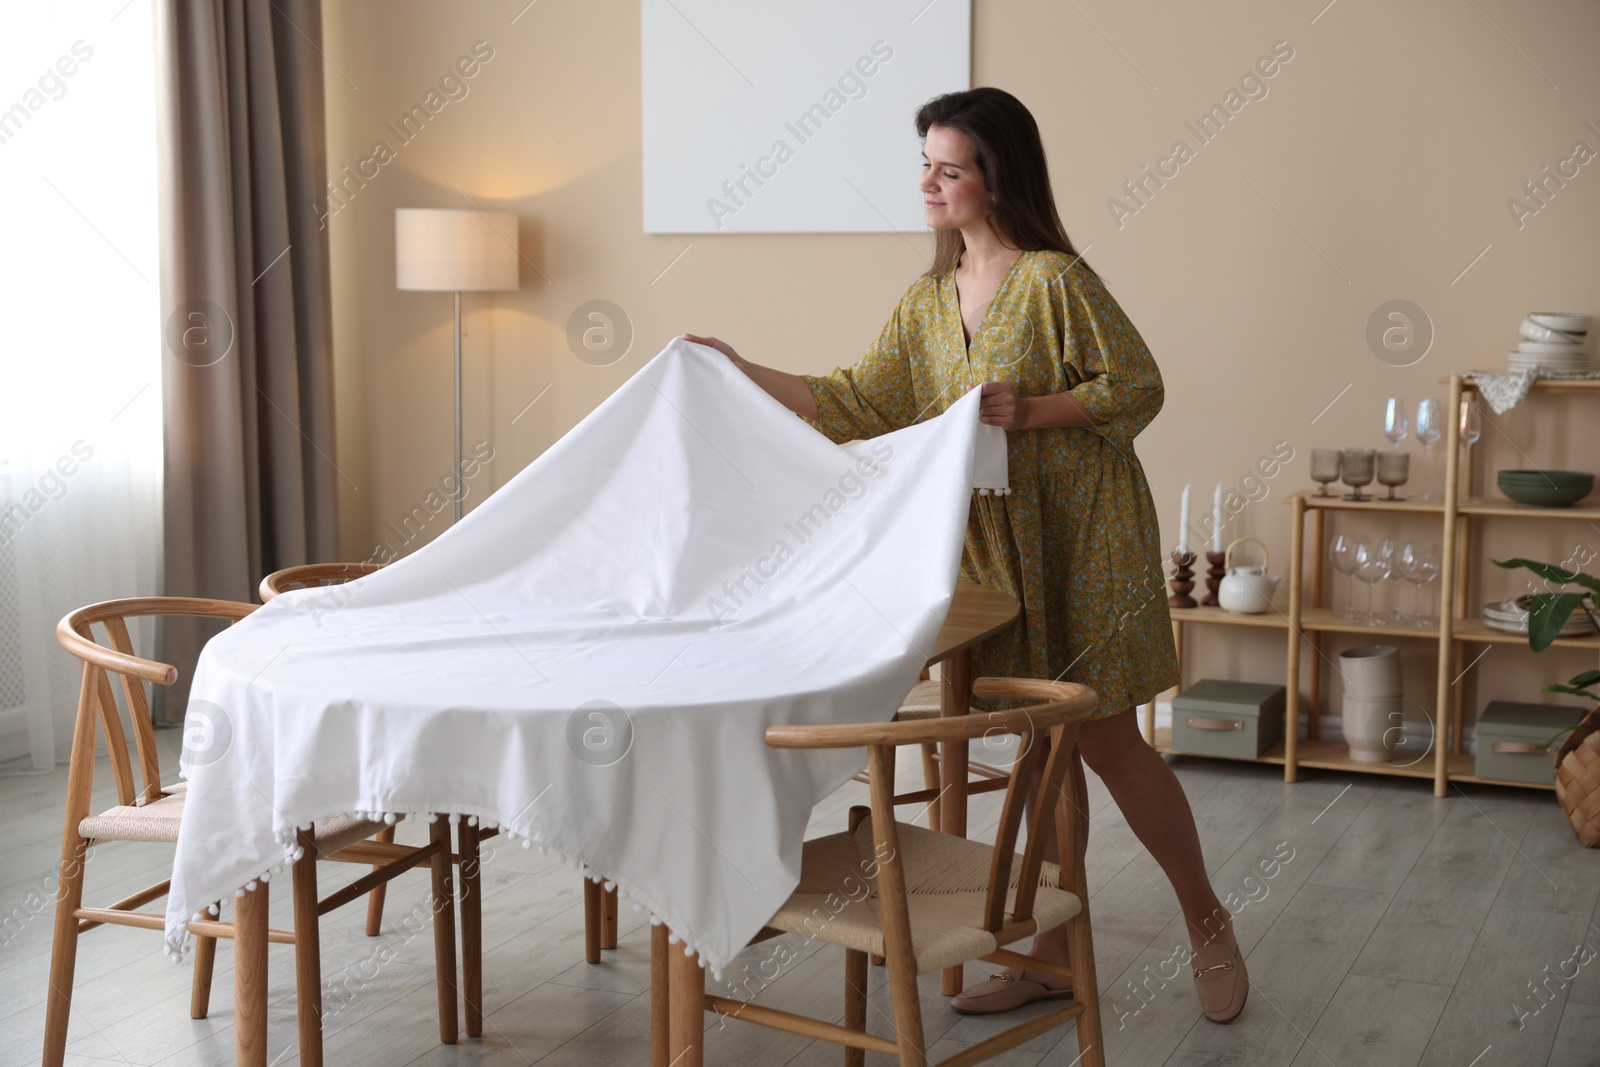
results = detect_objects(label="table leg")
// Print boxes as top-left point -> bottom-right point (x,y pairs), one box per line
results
459,820 -> 483,1037
584,877 -> 603,964
235,880 -> 269,1067
651,924 -> 670,1067
938,648 -> 972,996
428,818 -> 460,1044
668,932 -> 704,1067
602,885 -> 619,949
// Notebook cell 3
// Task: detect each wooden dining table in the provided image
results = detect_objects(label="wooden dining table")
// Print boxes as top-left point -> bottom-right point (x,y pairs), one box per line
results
226,579 -> 1019,1066
654,578 -> 1020,1067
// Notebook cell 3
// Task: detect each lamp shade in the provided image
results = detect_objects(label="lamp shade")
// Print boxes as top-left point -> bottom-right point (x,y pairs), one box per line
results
395,207 -> 520,291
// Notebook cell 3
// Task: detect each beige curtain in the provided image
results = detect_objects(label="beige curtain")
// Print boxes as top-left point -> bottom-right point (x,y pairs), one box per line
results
153,0 -> 338,721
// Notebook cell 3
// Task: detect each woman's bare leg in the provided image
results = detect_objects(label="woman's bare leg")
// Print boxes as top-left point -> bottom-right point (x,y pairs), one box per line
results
1024,707 -> 1233,987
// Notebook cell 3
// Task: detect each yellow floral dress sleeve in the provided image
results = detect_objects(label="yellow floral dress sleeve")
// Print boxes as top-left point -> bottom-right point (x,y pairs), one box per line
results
800,287 -> 921,444
1054,267 -> 1164,445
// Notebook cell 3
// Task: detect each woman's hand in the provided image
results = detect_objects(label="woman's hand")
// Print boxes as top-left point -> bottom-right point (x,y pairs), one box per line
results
681,333 -> 745,369
973,379 -> 1106,430
975,381 -> 1029,430
971,355 -> 1085,427
682,333 -> 820,419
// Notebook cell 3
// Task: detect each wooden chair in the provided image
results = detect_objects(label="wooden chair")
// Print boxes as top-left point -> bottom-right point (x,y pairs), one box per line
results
259,563 -> 398,937
863,672 -> 1019,834
659,677 -> 1104,1067
46,598 -> 462,1067
258,561 -> 386,602
845,671 -> 1021,976
261,561 -> 620,1037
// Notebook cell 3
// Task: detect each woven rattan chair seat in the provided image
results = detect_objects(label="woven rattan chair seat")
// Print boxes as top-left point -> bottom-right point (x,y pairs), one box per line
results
79,787 -> 390,854
765,820 -> 1079,974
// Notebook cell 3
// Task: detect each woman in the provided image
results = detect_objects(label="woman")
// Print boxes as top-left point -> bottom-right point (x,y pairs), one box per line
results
682,87 -> 1247,1024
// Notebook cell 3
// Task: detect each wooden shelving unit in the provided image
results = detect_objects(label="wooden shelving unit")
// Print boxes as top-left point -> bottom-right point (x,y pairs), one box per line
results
1144,730 -> 1511,787
1142,375 -> 1600,796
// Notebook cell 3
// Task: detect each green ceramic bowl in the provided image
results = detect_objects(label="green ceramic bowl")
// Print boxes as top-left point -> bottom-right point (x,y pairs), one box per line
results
1498,468 -> 1593,485
1498,470 -> 1594,507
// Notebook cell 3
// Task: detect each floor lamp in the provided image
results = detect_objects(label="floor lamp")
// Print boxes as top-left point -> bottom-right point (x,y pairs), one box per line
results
395,207 -> 520,523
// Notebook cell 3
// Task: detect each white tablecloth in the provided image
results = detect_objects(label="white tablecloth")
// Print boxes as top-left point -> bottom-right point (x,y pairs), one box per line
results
165,338 -> 1008,973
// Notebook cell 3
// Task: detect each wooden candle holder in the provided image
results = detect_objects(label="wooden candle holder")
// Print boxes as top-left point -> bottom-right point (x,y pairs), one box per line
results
1200,551 -> 1226,607
1168,550 -> 1197,609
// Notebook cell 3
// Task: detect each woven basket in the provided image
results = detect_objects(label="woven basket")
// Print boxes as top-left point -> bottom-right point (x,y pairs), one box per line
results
1554,705 -> 1600,848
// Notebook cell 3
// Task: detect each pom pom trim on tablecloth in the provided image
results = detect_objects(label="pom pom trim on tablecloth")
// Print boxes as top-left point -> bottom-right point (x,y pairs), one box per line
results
160,803 -> 726,979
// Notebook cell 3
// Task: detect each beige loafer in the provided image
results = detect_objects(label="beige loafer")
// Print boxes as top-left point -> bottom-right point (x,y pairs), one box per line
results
1191,941 -> 1248,1023
950,970 -> 1074,1016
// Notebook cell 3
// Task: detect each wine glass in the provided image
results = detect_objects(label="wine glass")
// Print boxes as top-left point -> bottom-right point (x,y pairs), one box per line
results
1401,542 -> 1441,627
1419,547 -> 1442,628
1310,449 -> 1342,497
1459,398 -> 1482,503
1378,539 -> 1402,622
1396,542 -> 1423,625
1329,534 -> 1359,619
1341,448 -> 1376,501
1384,397 -> 1409,447
1353,540 -> 1392,626
1376,451 -> 1409,501
1416,399 -> 1443,501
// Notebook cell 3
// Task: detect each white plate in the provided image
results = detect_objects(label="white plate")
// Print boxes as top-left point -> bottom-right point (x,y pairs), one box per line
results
1481,606 -> 1589,622
1481,616 -> 1592,636
1509,357 -> 1590,372
1519,340 -> 1587,354
1483,621 -> 1592,637
1509,366 -> 1591,375
1482,600 -> 1594,634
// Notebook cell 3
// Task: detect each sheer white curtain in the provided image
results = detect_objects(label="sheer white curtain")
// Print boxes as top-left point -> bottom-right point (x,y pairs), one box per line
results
0,2 -> 161,770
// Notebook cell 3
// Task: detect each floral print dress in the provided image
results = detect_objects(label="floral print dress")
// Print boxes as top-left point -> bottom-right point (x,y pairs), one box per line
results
800,249 -> 1180,718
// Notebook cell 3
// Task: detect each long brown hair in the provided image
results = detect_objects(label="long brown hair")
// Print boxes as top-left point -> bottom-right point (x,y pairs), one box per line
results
915,88 -> 1098,281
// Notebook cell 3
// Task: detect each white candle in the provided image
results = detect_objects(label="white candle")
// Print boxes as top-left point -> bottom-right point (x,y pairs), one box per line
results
1212,484 -> 1224,553
1177,484 -> 1191,554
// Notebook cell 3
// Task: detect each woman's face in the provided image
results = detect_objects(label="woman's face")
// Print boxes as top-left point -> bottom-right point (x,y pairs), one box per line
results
920,125 -> 993,231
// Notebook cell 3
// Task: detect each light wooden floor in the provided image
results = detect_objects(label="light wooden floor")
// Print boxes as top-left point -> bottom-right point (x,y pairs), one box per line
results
2,729 -> 1598,1067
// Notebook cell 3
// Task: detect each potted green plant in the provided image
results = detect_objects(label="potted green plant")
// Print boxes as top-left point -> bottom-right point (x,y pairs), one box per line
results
1491,557 -> 1600,846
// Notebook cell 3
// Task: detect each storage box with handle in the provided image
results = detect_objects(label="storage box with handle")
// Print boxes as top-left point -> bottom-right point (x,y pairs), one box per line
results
1171,679 -> 1286,759
1475,700 -> 1587,785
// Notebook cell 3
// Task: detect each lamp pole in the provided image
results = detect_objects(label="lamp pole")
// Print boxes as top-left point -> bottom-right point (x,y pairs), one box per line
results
454,289 -> 463,524
394,207 -> 519,528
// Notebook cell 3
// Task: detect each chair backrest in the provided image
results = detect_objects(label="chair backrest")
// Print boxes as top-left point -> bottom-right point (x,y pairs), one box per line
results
259,561 -> 385,603
766,677 -> 1098,935
55,598 -> 256,809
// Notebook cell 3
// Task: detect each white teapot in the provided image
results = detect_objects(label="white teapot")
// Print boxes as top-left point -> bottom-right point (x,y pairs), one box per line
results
1218,536 -> 1281,614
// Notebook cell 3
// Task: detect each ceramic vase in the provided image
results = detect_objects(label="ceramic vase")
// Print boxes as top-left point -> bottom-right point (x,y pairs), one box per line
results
1342,695 -> 1403,762
1339,645 -> 1402,762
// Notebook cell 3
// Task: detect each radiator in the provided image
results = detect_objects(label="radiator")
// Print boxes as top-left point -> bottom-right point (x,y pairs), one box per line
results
0,465 -> 58,768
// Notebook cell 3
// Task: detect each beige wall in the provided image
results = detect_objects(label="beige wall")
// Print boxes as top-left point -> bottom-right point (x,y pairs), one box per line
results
321,1 -> 1600,734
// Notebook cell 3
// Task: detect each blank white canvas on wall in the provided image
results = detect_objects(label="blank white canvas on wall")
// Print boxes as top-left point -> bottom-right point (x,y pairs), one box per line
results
641,1 -> 971,234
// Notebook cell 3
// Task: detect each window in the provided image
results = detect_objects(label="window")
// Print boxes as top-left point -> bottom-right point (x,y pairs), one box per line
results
0,2 -> 160,769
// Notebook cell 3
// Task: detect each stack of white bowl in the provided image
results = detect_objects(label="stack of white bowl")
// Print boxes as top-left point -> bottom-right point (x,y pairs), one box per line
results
1510,312 -> 1590,374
